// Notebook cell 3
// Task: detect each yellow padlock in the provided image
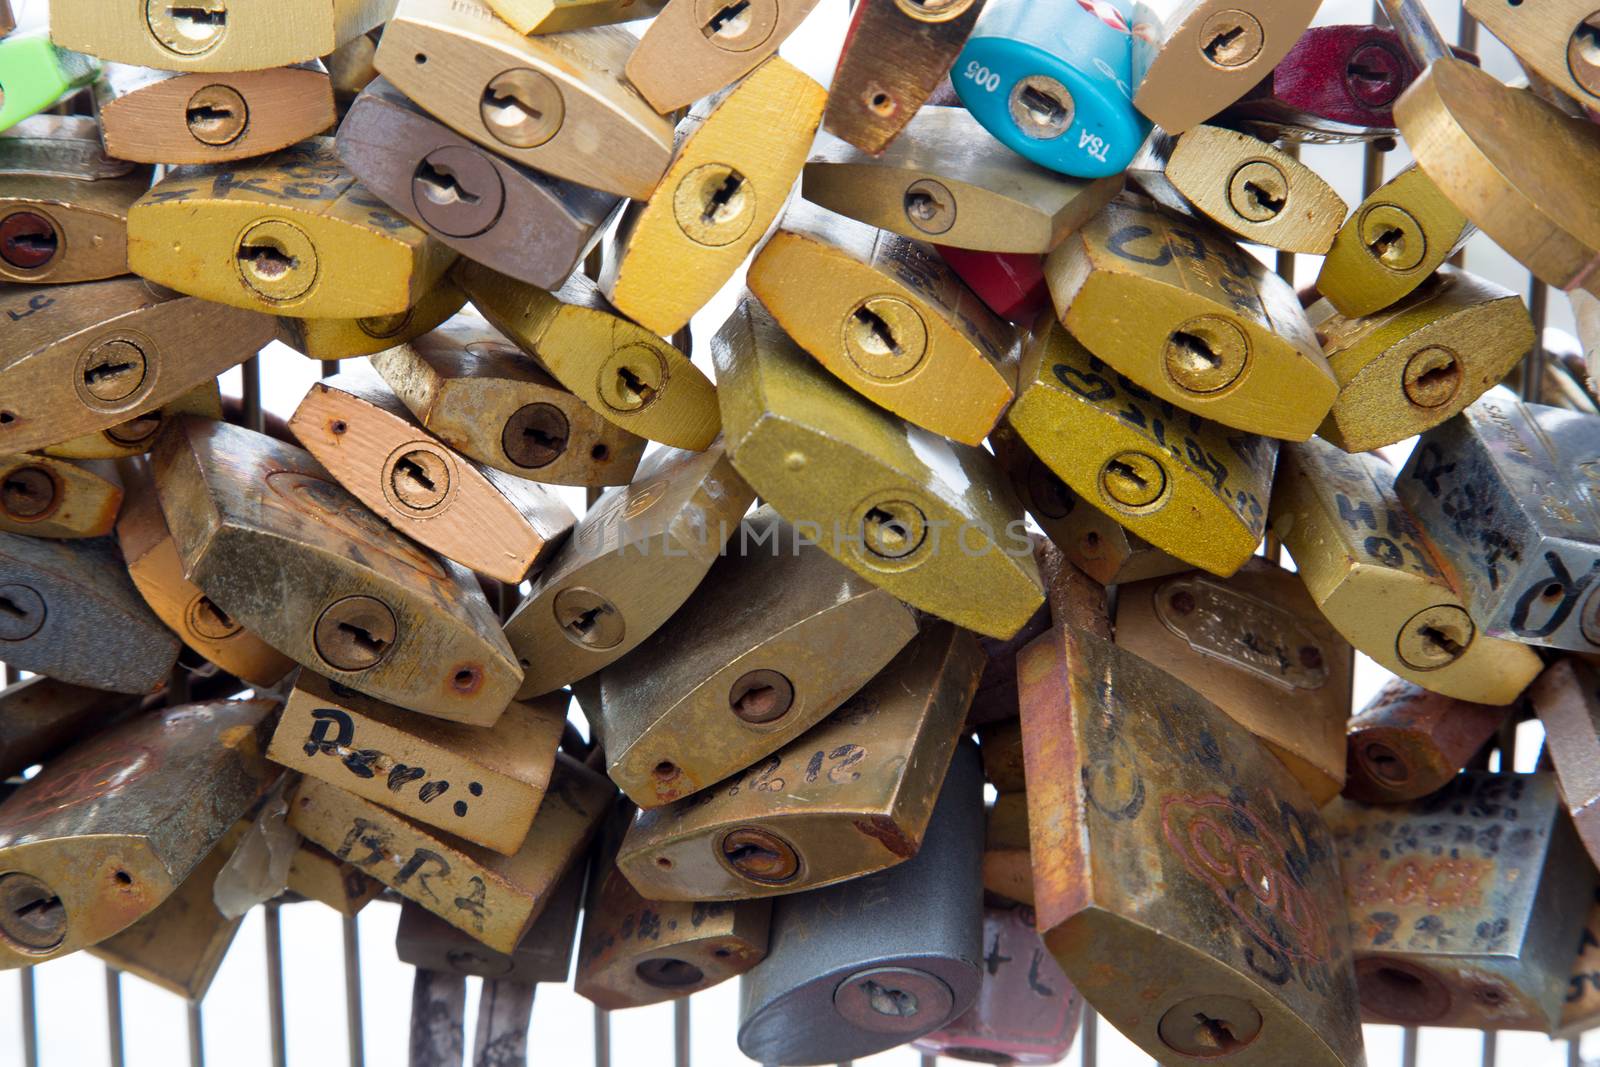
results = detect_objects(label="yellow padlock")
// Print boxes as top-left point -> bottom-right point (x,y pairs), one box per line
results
274,273 -> 468,362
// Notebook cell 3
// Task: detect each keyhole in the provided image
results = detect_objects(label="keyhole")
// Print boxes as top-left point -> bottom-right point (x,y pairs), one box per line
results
14,895 -> 61,925
169,5 -> 226,26
1419,625 -> 1464,658
0,594 -> 24,619
725,839 -> 780,867
853,307 -> 900,355
1412,362 -> 1456,393
1347,60 -> 1390,86
704,0 -> 751,37
8,232 -> 54,254
702,172 -> 743,224
1107,458 -> 1148,489
238,240 -> 296,279
396,456 -> 435,493
566,605 -> 602,637
1193,1012 -> 1246,1053
1204,25 -> 1246,62
484,85 -> 542,128
525,425 -> 561,448
905,191 -> 939,221
617,366 -> 655,405
1170,330 -> 1220,369
338,622 -> 388,657
1019,85 -> 1067,128
862,980 -> 918,1018
1576,20 -> 1600,67
416,159 -> 480,207
186,102 -> 232,126
1243,181 -> 1284,214
1369,226 -> 1405,260
733,684 -> 777,720
865,507 -> 910,549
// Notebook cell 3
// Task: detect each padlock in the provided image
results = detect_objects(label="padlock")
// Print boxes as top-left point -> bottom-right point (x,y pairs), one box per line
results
1325,773 -> 1595,1031
978,720 -> 1026,791
1006,317 -> 1277,579
0,278 -> 274,455
601,57 -> 826,337
625,0 -> 822,115
1114,558 -> 1352,806
127,139 -> 457,320
1462,0 -> 1600,115
1530,658 -> 1600,869
801,107 -> 1123,256
326,29 -> 382,116
746,200 -> 1020,446
825,0 -> 987,155
486,0 -> 665,33
396,860 -> 583,983
0,674 -> 140,780
1395,387 -> 1600,654
1032,533 -> 1116,642
616,620 -> 982,900
0,34 -> 99,133
594,506 -> 920,808
0,115 -> 153,285
1273,437 -> 1544,701
983,791 -> 1030,905
275,273 -> 469,362
1129,0 -> 1322,135
966,598 -> 1051,727
1559,889 -> 1600,1038
1129,125 -> 1348,255
116,457 -> 296,688
712,298 -> 1043,640
1344,677 -> 1514,805
39,381 -> 224,462
369,316 -> 647,487
456,261 -> 720,451
1314,163 -> 1473,319
337,77 -> 622,290
935,247 -> 1051,323
287,840 -> 383,916
0,532 -> 181,693
0,698 -> 275,969
288,753 -> 611,952
1043,195 -> 1335,440
100,62 -> 337,164
373,0 -> 674,199
0,453 -> 121,539
268,670 -> 567,855
954,0 -> 1148,179
736,739 -> 982,1065
151,416 -> 521,723
502,442 -> 754,697
288,365 -> 576,584
1018,621 -> 1364,1067
912,902 -> 1084,1066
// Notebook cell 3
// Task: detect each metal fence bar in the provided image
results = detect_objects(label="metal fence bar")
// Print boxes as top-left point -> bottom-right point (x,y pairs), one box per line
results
343,914 -> 365,1067
1082,1009 -> 1097,1067
1480,1031 -> 1497,1067
674,996 -> 690,1067
264,900 -> 288,1067
594,1005 -> 610,1067
104,966 -> 124,1067
241,356 -> 263,434
188,1001 -> 205,1067
1402,1026 -> 1420,1067
20,965 -> 38,1067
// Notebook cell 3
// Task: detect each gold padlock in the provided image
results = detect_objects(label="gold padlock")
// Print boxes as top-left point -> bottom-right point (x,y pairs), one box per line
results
1043,195 -> 1335,440
615,621 -> 982,900
151,417 -> 521,723
288,840 -> 383,916
984,791 -> 1031,906
0,453 -> 121,539
487,0 -> 665,33
1007,317 -> 1276,578
625,0 -> 823,115
746,199 -> 1020,446
1463,0 -> 1600,112
601,57 -> 826,337
1344,676 -> 1514,805
0,674 -> 140,780
275,273 -> 469,362
41,381 -> 224,462
326,29 -> 383,116
714,298 -> 1043,639
374,0 -> 674,199
394,862 -> 584,982
503,442 -> 754,697
594,506 -> 920,808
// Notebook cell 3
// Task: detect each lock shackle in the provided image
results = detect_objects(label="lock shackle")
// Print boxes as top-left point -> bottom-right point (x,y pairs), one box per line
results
1377,0 -> 1451,67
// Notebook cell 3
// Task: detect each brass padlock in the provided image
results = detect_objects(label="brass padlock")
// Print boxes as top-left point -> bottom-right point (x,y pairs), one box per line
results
0,698 -> 275,969
369,315 -> 647,487
0,532 -> 180,693
1006,317 -> 1277,579
624,0 -> 822,114
1326,773 -> 1595,1031
736,740 -> 982,1065
1462,1 -> 1600,133
395,862 -> 584,982
0,674 -> 139,780
502,442 -> 754,698
0,277 -> 274,455
337,77 -> 622,290
983,791 -> 1030,906
1531,658 -> 1600,868
1272,436 -> 1543,702
601,57 -> 826,337
713,298 -> 1043,640
1042,195 -> 1335,440
0,115 -> 152,285
746,199 -> 1020,447
274,273 -> 469,363
288,839 -> 383,916
100,62 -> 337,164
151,416 -> 521,723
1345,676 -> 1514,805
289,753 -> 611,952
487,0 -> 665,32
1129,125 -> 1348,254
0,453 -> 121,539
326,29 -> 382,116
268,671 -> 567,855
800,106 -> 1123,256
40,381 -> 224,462
1559,889 -> 1600,1038
457,261 -> 721,451
1115,558 -> 1352,805
1308,266 -> 1536,452
127,138 -> 457,319
615,620 -> 982,900
1019,621 -> 1363,1067
374,0 -> 674,199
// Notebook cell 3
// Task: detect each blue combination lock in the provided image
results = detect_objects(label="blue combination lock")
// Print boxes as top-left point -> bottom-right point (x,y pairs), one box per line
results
955,0 -> 1152,179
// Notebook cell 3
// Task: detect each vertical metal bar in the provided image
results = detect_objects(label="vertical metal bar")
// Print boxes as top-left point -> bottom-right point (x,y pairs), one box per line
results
1523,280 -> 1551,402
105,966 -> 124,1067
673,997 -> 690,1067
187,1002 -> 205,1067
1363,2 -> 1389,201
1457,7 -> 1480,54
471,979 -> 535,1067
410,970 -> 466,1067
343,914 -> 365,1067
593,1005 -> 610,1067
19,966 -> 38,1067
920,1056 -> 938,1067
264,900 -> 288,1067
241,356 -> 264,434
1481,1030 -> 1497,1067
1081,1009 -> 1097,1067
1402,1026 -> 1420,1067
321,359 -> 340,379
1569,1037 -> 1583,1066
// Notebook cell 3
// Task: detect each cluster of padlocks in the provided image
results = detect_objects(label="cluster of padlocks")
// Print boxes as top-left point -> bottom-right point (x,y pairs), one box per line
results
4,0 -> 1600,1063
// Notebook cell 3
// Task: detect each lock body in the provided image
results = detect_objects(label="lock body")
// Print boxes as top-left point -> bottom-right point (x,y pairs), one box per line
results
0,453 -> 121,539
487,0 -> 666,33
1345,677 -> 1514,805
42,382 -> 223,462
0,35 -> 100,133
395,862 -> 584,983
1531,659 -> 1600,870
984,791 -> 1031,906
936,247 -> 1050,323
275,274 -> 467,362
0,675 -> 139,780
626,0 -> 822,114
1463,0 -> 1600,114
289,840 -> 382,916
978,721 -> 1027,792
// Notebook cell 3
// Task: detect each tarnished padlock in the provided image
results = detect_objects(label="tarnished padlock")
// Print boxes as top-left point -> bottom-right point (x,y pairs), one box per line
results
1325,773 -> 1595,1031
1530,658 -> 1600,869
1345,677 -> 1514,804
288,840 -> 382,916
983,791 -> 1030,906
1043,195 -> 1335,439
0,674 -> 139,780
801,107 -> 1123,255
40,382 -> 224,462
625,0 -> 821,115
274,274 -> 468,363
486,0 -> 664,33
127,139 -> 457,319
736,739 -> 982,1065
1462,0 -> 1600,115
1115,558 -> 1352,805
1006,317 -> 1276,578
978,720 -> 1026,791
395,861 -> 584,982
0,34 -> 99,133
100,62 -> 337,164
712,298 -> 1043,640
1018,620 -> 1364,1067
269,671 -> 567,854
0,453 -> 121,538
1559,890 -> 1600,1037
616,621 -> 981,900
1272,437 -> 1542,703
374,0 -> 674,199
337,77 -> 622,290
602,57 -> 825,337
503,442 -> 753,697
326,29 -> 382,116
152,416 -> 521,723
936,247 -> 1051,323
369,316 -> 647,487
0,698 -> 275,969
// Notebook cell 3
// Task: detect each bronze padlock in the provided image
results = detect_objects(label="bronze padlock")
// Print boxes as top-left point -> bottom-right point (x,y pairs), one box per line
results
40,381 -> 224,462
1344,676 -> 1514,805
0,453 -> 122,539
274,273 -> 469,363
288,840 -> 383,917
0,674 -> 139,780
395,862 -> 585,983
625,0 -> 823,115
